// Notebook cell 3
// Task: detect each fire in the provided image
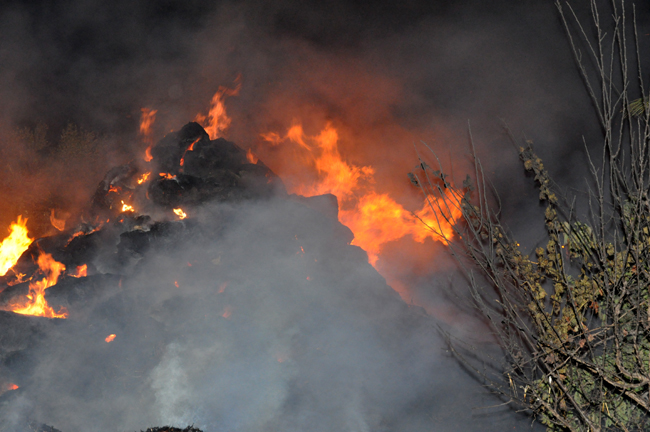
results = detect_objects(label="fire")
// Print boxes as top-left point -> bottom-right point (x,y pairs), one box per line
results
10,252 -> 68,319
4,383 -> 18,392
49,210 -> 66,231
159,173 -> 176,180
261,123 -> 463,265
246,148 -> 258,164
0,216 -> 32,276
137,172 -> 151,184
173,208 -> 187,220
140,108 -> 157,162
105,334 -> 116,343
70,264 -> 87,278
121,201 -> 134,213
195,77 -> 241,140
179,137 -> 200,167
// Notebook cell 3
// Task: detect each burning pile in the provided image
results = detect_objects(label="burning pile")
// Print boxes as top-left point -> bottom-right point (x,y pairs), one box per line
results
0,109 -> 487,431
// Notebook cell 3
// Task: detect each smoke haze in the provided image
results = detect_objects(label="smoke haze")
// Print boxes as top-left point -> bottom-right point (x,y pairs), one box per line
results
0,0 -> 648,430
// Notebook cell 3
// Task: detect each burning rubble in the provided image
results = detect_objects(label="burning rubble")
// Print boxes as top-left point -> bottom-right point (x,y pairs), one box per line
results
0,120 -> 490,432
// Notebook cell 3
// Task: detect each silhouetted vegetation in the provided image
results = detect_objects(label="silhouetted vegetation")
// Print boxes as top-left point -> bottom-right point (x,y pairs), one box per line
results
413,1 -> 650,430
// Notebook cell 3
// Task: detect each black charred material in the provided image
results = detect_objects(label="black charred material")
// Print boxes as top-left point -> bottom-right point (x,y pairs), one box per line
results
89,163 -> 140,218
117,221 -> 186,258
152,122 -> 210,174
148,122 -> 285,207
141,427 -> 203,432
28,424 -> 62,432
44,274 -> 121,308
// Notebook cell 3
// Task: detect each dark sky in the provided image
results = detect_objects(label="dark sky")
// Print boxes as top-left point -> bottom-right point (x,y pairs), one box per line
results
0,0 -> 648,429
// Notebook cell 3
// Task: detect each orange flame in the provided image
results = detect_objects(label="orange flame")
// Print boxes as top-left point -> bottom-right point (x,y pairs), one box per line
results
10,253 -> 68,319
179,137 -> 201,167
173,208 -> 187,220
70,264 -> 87,278
49,210 -> 66,231
137,172 -> 151,185
0,216 -> 32,276
261,123 -> 463,265
140,108 -> 157,162
195,77 -> 241,140
121,201 -> 134,213
246,148 -> 258,164
159,173 -> 176,180
105,334 -> 116,343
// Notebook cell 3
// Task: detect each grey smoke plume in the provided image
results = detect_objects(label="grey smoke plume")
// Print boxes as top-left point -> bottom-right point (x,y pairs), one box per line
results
0,195 -> 528,431
0,0 -> 647,430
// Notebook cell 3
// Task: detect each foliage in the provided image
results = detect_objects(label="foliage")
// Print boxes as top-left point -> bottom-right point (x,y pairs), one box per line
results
411,1 -> 650,430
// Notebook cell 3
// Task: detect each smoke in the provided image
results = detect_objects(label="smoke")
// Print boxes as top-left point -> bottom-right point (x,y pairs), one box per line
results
0,197 -> 524,431
0,0 -> 648,429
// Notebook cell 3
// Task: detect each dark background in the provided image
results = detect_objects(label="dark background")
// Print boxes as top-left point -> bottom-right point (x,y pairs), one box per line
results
0,0 -> 648,429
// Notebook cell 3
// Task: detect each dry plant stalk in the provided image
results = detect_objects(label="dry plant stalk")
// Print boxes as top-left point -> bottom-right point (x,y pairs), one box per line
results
411,1 -> 650,430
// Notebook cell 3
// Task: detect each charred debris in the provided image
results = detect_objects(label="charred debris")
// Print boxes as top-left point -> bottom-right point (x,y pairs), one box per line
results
0,122 -> 425,431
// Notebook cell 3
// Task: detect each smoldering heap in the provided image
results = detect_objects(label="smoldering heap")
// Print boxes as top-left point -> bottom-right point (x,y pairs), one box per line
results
0,123 -> 469,432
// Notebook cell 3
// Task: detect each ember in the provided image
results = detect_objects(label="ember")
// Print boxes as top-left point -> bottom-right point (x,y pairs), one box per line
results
173,208 -> 187,219
105,334 -> 116,343
141,108 -> 157,162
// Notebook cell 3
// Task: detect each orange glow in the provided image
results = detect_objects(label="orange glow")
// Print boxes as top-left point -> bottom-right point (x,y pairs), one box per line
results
70,264 -> 87,278
261,123 -> 463,266
108,185 -> 121,194
6,383 -> 18,391
49,210 -> 66,231
195,77 -> 241,140
137,172 -> 151,185
173,208 -> 187,219
174,281 -> 179,288
10,252 -> 68,319
222,305 -> 233,319
179,137 -> 201,167
0,216 -> 32,277
159,173 -> 176,180
121,201 -> 134,213
105,334 -> 116,343
246,148 -> 258,164
140,108 -> 157,162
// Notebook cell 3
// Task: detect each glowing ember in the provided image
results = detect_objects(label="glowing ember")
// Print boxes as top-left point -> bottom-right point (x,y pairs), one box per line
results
174,281 -> 179,288
173,208 -> 187,219
179,137 -> 201,167
10,252 -> 68,319
49,210 -> 66,231
222,305 -> 233,319
121,201 -> 134,213
70,264 -> 87,278
141,108 -> 157,162
246,148 -> 258,164
0,216 -> 32,276
137,172 -> 151,184
6,383 -> 18,391
105,334 -> 116,343
261,123 -> 463,265
159,173 -> 176,180
195,77 -> 241,140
